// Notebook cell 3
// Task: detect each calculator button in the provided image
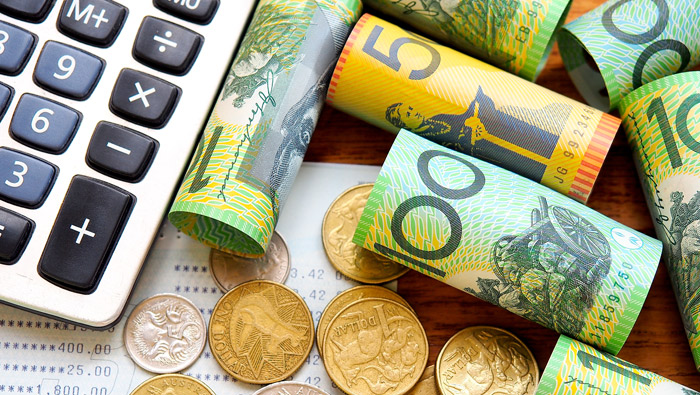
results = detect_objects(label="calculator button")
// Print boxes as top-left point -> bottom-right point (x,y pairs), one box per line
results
10,94 -> 81,154
0,207 -> 33,265
57,0 -> 128,48
153,0 -> 219,24
109,68 -> 180,128
34,41 -> 105,100
0,21 -> 37,75
133,16 -> 203,75
0,82 -> 13,119
0,147 -> 57,208
86,121 -> 157,182
0,0 -> 55,23
38,176 -> 134,294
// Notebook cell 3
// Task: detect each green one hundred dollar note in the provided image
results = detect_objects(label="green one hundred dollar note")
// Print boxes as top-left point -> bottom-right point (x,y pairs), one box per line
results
168,0 -> 361,256
558,0 -> 700,110
362,0 -> 571,81
621,72 -> 700,370
537,335 -> 699,394
353,130 -> 662,354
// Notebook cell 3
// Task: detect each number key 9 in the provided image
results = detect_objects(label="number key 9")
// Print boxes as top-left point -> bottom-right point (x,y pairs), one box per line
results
34,41 -> 104,100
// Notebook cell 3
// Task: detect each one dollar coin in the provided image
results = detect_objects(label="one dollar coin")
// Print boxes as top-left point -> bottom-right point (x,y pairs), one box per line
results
323,184 -> 409,284
209,280 -> 314,384
436,326 -> 539,395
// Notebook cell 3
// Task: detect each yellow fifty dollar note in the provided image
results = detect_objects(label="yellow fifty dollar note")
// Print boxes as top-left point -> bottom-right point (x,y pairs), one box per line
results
327,14 -> 620,203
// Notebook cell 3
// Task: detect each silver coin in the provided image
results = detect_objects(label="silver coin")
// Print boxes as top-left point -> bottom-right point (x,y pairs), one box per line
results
124,294 -> 206,374
253,381 -> 330,395
209,231 -> 291,292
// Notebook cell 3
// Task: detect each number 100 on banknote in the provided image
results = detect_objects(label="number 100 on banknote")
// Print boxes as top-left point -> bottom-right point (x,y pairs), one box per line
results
327,14 -> 620,203
354,131 -> 662,353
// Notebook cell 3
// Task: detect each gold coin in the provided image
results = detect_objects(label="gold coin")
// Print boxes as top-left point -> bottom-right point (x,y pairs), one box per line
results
124,294 -> 206,374
323,297 -> 428,395
316,285 -> 413,357
209,280 -> 314,384
252,381 -> 330,395
210,231 -> 291,292
129,374 -> 215,395
322,184 -> 409,284
407,367 -> 439,395
436,326 -> 539,395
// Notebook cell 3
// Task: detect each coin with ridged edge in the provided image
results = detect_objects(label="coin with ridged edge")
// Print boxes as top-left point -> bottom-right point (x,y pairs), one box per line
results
124,294 -> 206,374
322,184 -> 409,284
323,297 -> 428,395
252,381 -> 331,395
436,326 -> 539,395
209,280 -> 314,384
316,285 -> 414,357
210,231 -> 291,292
129,374 -> 215,395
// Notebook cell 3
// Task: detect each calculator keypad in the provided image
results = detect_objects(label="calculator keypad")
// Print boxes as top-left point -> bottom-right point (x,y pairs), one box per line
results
0,147 -> 57,208
0,206 -> 33,264
0,0 -> 55,23
133,16 -> 203,75
109,68 -> 180,128
34,41 -> 105,100
57,0 -> 127,47
86,121 -> 157,182
153,0 -> 219,24
38,175 -> 134,294
0,21 -> 36,75
0,0 -> 256,326
10,94 -> 81,153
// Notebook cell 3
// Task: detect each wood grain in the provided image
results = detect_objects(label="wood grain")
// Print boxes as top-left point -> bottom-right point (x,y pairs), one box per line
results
306,0 -> 700,389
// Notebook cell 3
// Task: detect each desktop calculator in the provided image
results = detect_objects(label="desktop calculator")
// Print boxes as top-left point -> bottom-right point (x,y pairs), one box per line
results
0,0 -> 255,328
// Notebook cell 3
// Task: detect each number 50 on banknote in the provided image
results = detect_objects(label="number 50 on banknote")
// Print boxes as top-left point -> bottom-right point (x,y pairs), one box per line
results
354,131 -> 662,354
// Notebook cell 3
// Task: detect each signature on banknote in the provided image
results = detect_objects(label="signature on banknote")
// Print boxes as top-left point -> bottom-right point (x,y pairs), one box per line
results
218,70 -> 277,201
389,0 -> 440,16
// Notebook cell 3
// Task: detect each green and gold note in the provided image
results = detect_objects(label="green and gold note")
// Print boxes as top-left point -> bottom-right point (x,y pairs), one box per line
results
169,0 -> 362,256
558,0 -> 700,110
537,335 -> 700,394
622,71 -> 700,370
353,130 -> 662,354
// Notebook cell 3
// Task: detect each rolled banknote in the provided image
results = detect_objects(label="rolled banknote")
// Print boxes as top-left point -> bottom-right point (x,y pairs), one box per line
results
169,0 -> 361,256
327,14 -> 620,204
621,72 -> 700,370
362,0 -> 571,81
353,130 -> 662,354
558,0 -> 700,111
537,335 -> 700,394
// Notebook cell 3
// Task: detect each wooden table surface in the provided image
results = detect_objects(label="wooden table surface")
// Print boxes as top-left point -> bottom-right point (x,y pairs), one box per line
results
305,0 -> 700,390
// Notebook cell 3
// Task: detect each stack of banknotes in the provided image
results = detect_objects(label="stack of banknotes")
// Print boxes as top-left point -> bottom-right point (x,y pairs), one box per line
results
164,0 -> 700,392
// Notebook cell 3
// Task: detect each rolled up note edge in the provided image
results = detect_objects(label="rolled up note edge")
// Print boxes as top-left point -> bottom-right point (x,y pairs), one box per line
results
353,130 -> 661,354
558,28 -> 622,111
327,14 -> 621,204
169,183 -> 275,258
621,71 -> 700,370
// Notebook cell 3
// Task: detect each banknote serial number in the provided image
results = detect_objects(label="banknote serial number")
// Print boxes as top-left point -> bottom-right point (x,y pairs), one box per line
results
591,261 -> 634,338
515,1 -> 544,44
554,107 -> 595,187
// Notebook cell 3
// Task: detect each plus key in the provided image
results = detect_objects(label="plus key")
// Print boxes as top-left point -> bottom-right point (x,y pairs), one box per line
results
39,176 -> 134,293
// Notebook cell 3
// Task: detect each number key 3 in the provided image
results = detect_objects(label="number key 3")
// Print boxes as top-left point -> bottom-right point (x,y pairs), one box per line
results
0,147 -> 57,209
